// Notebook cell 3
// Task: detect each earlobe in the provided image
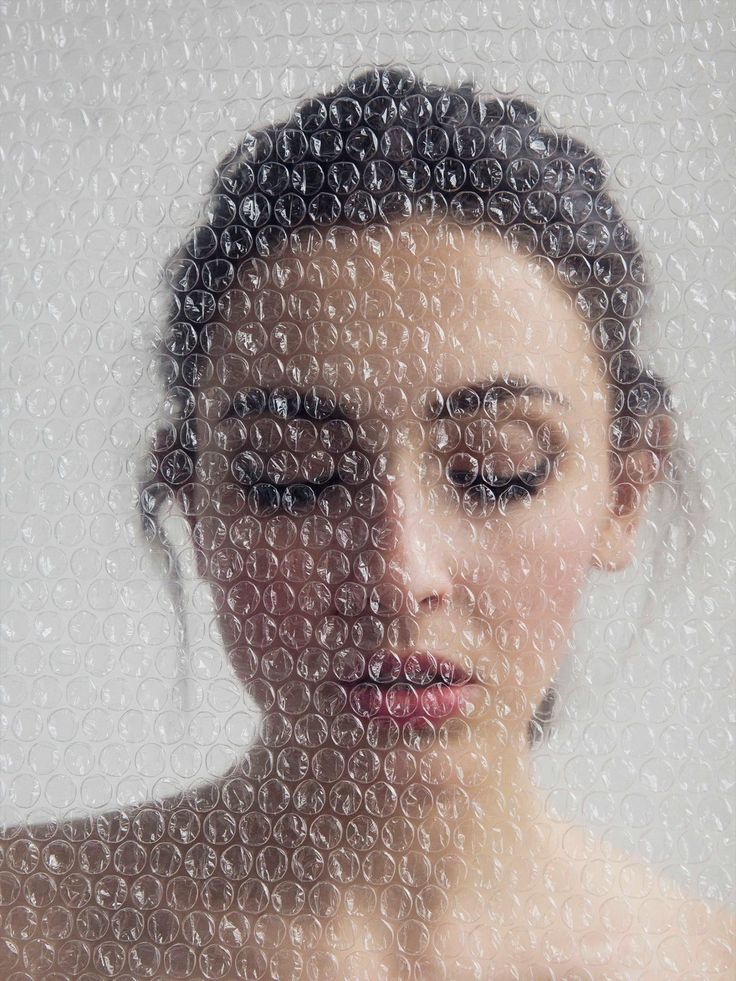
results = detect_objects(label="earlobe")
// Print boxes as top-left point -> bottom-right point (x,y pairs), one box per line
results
592,434 -> 669,573
591,482 -> 649,572
591,516 -> 639,572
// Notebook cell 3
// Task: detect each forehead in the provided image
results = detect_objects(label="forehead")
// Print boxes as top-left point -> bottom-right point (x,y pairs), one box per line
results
215,223 -> 603,411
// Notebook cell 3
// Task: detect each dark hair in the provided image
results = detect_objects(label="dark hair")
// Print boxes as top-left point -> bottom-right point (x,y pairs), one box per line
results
149,64 -> 675,747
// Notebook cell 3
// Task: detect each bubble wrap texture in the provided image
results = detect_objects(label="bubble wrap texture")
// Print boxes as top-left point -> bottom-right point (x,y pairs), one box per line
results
1,2 -> 735,979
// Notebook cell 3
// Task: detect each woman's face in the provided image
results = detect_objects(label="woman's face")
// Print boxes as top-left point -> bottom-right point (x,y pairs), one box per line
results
191,222 -> 627,761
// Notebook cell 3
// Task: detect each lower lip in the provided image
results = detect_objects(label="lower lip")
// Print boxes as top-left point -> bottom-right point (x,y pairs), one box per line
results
344,681 -> 486,723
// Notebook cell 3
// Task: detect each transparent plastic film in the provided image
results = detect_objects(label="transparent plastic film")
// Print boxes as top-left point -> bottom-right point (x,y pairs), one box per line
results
1,4 -> 734,980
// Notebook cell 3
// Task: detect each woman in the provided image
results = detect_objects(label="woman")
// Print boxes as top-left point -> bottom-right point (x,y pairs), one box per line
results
1,65 -> 733,980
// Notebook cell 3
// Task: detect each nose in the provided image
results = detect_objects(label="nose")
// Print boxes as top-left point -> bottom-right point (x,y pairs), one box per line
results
377,457 -> 455,614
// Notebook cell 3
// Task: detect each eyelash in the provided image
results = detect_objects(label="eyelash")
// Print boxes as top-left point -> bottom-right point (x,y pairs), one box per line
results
248,458 -> 554,512
446,459 -> 551,496
217,409 -> 561,508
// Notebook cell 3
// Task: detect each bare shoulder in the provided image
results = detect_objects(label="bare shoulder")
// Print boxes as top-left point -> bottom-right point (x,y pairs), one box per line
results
552,820 -> 736,979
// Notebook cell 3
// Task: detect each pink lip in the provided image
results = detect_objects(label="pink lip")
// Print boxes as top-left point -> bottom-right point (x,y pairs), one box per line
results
339,649 -> 484,723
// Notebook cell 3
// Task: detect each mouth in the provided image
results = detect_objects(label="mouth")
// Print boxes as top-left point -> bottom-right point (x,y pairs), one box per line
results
336,649 -> 486,723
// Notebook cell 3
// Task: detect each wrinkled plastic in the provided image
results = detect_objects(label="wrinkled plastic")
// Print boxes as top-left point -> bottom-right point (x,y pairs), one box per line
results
1,3 -> 734,979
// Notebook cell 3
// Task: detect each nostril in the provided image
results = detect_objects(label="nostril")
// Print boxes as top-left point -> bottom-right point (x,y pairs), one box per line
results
405,588 -> 446,615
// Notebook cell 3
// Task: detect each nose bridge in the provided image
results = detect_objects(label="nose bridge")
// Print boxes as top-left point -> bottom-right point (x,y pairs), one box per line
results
384,447 -> 454,607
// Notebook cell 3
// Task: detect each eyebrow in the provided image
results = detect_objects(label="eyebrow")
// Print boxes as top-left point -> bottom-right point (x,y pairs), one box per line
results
232,375 -> 570,421
463,376 -> 571,411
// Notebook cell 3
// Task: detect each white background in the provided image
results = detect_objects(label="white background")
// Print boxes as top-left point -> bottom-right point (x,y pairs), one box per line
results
1,0 -> 733,905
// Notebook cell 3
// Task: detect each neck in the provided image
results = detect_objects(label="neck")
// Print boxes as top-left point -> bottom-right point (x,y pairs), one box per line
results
236,720 -> 549,976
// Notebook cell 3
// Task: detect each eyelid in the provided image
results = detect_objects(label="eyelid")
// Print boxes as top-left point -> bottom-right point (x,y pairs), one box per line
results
467,383 -> 572,417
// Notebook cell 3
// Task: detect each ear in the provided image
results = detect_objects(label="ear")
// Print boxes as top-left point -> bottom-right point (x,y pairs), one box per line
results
591,447 -> 660,572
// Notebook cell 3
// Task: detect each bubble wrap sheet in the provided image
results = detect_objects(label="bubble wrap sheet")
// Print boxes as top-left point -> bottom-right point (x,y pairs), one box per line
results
1,2 -> 734,978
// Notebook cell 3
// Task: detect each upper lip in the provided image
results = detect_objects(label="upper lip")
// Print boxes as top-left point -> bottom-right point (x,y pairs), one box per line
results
340,649 -> 477,687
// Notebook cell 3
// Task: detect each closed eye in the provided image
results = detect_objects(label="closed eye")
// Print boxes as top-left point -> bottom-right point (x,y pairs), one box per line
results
447,458 -> 551,495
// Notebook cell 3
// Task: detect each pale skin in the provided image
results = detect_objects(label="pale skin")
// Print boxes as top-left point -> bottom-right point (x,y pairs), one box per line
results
180,222 -> 732,977
4,225 -> 731,980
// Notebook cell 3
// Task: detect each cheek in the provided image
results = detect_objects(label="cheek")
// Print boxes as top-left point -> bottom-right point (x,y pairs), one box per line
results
470,498 -> 600,686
